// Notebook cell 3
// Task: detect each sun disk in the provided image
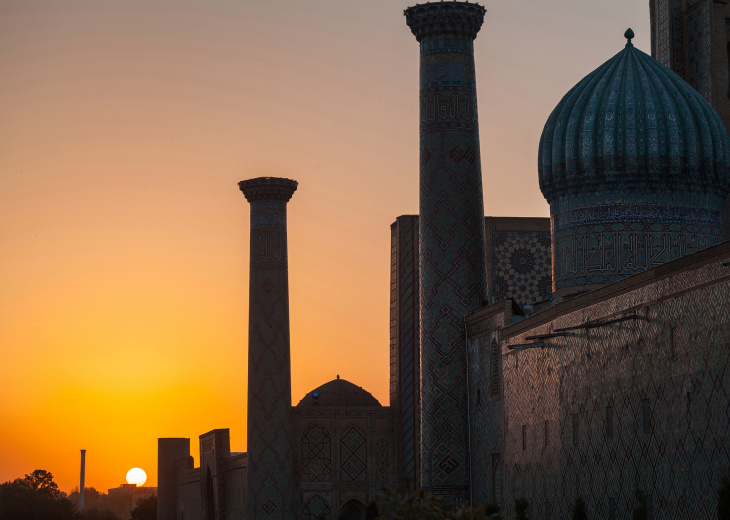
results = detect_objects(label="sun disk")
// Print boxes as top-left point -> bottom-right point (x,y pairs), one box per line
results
126,467 -> 147,486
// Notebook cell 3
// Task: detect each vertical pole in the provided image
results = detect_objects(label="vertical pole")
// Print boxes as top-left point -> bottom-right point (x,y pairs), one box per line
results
405,2 -> 487,504
80,450 -> 86,512
239,177 -> 298,520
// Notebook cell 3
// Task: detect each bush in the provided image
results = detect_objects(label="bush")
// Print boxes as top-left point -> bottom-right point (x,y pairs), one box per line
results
79,509 -> 121,520
130,495 -> 156,520
631,489 -> 646,520
572,496 -> 588,520
514,498 -> 529,520
375,489 -> 500,520
719,469 -> 730,520
366,501 -> 379,520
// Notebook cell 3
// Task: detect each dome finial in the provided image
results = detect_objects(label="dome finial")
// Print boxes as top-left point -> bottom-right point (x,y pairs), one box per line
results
625,28 -> 634,47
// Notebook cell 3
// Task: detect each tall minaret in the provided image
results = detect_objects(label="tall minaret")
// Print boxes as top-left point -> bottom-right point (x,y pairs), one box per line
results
405,2 -> 487,503
239,177 -> 297,520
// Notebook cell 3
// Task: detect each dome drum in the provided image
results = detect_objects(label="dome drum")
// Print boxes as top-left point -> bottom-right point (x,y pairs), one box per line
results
550,196 -> 726,296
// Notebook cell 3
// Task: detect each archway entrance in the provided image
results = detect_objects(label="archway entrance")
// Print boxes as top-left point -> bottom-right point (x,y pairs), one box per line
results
340,499 -> 365,520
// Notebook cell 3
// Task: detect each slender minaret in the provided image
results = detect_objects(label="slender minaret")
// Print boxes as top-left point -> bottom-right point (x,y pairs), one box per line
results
79,450 -> 86,512
239,177 -> 297,520
405,2 -> 488,503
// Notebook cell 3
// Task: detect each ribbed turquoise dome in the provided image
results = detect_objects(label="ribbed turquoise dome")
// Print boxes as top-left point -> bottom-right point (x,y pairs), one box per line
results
537,32 -> 729,297
539,34 -> 730,203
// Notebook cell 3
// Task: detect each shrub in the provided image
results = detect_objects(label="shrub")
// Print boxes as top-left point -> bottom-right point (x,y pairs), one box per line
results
514,498 -> 529,520
631,489 -> 646,520
572,496 -> 588,520
719,469 -> 730,520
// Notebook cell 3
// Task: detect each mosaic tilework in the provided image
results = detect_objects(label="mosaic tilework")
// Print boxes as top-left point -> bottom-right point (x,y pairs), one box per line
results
293,408 -> 397,517
539,40 -> 730,203
465,303 -> 511,507
239,178 -> 298,520
301,424 -> 332,482
550,199 -> 726,291
652,0 -> 671,66
405,2 -> 488,501
302,494 -> 331,520
491,231 -> 552,306
670,0 -> 684,76
341,425 -> 368,482
467,242 -> 730,519
686,0 -> 712,102
390,216 -> 421,490
375,437 -> 393,482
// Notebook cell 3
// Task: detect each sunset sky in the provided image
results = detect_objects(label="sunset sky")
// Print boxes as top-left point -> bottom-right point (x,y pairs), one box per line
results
0,0 -> 648,493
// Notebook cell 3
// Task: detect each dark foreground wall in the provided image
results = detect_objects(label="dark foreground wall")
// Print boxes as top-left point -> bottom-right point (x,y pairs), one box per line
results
467,240 -> 730,519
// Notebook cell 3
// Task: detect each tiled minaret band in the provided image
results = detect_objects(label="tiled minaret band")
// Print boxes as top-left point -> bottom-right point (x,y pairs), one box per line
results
405,2 -> 488,502
239,177 -> 297,520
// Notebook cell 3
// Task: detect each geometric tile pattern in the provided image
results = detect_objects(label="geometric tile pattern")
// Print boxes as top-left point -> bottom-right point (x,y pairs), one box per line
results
405,2 -> 487,501
492,231 -> 552,306
467,243 -> 730,519
651,0 -> 672,66
669,0 -> 684,75
539,39 -> 730,207
340,425 -> 367,482
389,216 -> 421,490
668,0 -> 685,75
239,178 -> 298,520
550,200 -> 726,291
686,0 -> 712,102
302,494 -> 331,520
301,424 -> 331,482
375,438 -> 393,482
293,407 -> 396,516
466,305 -> 508,507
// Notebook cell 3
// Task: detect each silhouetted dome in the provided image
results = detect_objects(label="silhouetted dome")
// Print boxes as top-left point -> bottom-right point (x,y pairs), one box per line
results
296,377 -> 381,408
539,31 -> 730,203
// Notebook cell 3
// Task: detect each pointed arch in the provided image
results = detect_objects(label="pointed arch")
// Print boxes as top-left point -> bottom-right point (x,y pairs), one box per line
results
340,499 -> 366,520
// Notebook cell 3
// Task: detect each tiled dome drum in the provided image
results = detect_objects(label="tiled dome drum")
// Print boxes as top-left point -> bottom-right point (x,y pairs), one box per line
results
539,30 -> 730,296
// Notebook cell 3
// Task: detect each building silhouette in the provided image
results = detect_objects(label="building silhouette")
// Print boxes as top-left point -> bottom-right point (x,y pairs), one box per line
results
158,2 -> 730,519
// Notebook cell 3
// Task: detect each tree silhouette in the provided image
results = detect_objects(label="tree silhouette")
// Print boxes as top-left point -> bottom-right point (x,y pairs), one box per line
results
24,469 -> 61,498
130,495 -> 157,520
0,472 -> 75,520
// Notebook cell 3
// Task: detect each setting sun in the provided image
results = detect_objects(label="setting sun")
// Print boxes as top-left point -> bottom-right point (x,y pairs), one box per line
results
125,468 -> 147,487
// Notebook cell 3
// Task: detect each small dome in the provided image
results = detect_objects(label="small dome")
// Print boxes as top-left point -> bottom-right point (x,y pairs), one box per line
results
296,378 -> 381,408
539,32 -> 730,203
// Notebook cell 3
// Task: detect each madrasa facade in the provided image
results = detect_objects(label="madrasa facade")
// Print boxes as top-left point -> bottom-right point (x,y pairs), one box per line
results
158,2 -> 730,519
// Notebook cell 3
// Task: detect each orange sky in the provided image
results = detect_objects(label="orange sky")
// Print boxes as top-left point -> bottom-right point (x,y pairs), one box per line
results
0,0 -> 649,493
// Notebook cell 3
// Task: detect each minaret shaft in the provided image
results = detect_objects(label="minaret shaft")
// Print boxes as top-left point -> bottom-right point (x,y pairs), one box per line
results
405,2 -> 488,502
239,177 -> 297,520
